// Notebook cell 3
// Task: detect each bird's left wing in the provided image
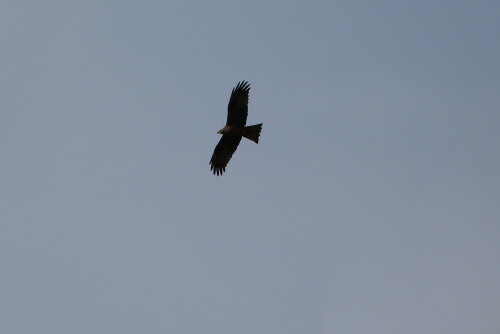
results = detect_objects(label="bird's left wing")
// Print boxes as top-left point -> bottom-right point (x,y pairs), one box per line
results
226,81 -> 250,127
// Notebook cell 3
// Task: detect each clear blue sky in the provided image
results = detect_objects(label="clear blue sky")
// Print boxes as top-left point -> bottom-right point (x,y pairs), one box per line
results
1,1 -> 499,333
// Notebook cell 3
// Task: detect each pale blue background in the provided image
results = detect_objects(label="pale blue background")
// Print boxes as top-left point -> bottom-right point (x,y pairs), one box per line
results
1,1 -> 499,333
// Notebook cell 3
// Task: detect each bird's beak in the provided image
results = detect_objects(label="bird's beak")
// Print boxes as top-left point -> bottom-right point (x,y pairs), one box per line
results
217,130 -> 222,134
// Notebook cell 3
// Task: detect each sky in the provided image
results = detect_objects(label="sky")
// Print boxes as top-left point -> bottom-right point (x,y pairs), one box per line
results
1,1 -> 499,333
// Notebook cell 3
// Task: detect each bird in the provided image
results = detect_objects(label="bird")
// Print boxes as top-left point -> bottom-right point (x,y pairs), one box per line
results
209,81 -> 262,176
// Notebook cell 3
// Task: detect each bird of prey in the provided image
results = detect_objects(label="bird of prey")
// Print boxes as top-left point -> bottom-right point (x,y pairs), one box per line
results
210,81 -> 262,176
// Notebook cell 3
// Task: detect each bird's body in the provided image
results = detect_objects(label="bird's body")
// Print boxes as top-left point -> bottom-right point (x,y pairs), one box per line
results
218,125 -> 244,136
210,81 -> 262,176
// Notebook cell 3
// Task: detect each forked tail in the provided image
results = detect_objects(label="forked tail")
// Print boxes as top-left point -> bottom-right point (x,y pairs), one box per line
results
243,123 -> 263,143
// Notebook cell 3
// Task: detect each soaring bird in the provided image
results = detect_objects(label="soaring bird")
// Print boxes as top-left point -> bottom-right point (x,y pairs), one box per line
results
210,81 -> 262,176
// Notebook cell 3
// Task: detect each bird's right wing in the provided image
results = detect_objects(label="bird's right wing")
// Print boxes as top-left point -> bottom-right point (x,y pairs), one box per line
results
209,134 -> 242,176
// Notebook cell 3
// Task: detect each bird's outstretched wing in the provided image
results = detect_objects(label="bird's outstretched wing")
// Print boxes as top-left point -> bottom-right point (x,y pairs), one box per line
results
226,81 -> 250,127
209,134 -> 242,176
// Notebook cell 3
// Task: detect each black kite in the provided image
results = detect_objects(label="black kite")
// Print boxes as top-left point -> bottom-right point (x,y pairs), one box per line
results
209,81 -> 262,176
